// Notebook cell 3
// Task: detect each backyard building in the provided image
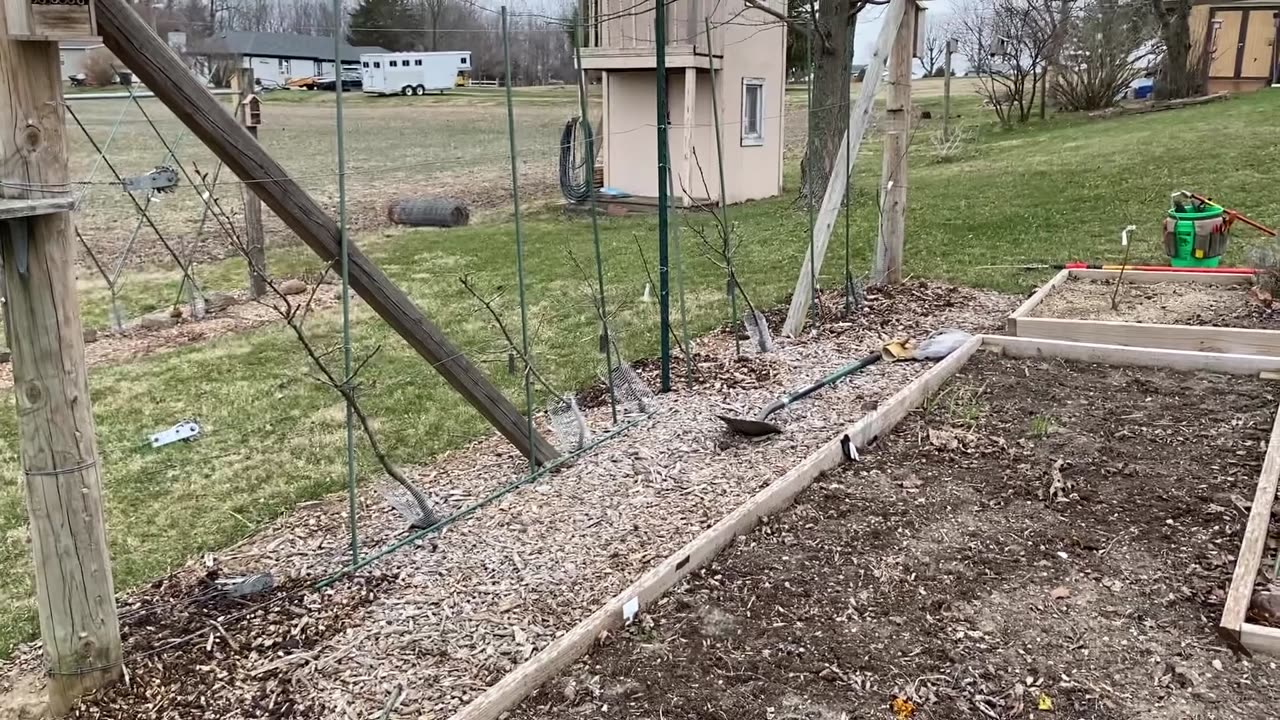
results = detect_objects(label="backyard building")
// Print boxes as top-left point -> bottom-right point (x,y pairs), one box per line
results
184,31 -> 388,85
577,0 -> 786,205
1191,0 -> 1280,92
59,39 -> 107,78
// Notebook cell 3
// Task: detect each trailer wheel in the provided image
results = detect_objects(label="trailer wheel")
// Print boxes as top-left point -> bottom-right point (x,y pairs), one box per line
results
401,85 -> 413,96
414,85 -> 427,95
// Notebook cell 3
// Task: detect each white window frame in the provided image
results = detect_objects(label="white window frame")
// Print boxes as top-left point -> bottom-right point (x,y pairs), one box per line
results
741,77 -> 765,147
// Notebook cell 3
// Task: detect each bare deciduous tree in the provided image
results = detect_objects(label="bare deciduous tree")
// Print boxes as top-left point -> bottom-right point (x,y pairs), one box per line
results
954,0 -> 1058,126
1052,0 -> 1154,111
920,16 -> 948,76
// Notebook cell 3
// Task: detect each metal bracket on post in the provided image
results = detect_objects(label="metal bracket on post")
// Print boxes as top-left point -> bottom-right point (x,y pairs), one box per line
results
121,166 -> 178,193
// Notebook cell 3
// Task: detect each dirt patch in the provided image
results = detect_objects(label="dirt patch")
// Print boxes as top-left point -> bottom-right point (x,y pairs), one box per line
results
1032,277 -> 1280,330
0,283 -> 340,389
511,353 -> 1280,720
0,282 -> 1018,719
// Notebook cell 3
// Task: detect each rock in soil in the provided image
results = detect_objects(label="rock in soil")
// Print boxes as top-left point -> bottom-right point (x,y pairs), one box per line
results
140,312 -> 178,330
81,328 -> 98,344
278,278 -> 308,296
204,292 -> 239,313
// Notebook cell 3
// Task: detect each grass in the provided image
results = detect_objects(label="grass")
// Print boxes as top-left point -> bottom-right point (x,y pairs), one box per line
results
2,88 -> 1278,658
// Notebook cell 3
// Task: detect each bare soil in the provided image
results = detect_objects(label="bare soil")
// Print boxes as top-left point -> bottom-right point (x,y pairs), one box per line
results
0,282 -> 1017,720
1033,277 -> 1280,330
512,353 -> 1280,720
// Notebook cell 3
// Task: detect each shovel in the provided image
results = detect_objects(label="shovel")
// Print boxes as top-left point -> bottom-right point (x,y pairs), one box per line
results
717,329 -> 973,437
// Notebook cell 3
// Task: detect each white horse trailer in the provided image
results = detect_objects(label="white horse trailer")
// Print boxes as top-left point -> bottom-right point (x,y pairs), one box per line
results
359,51 -> 471,96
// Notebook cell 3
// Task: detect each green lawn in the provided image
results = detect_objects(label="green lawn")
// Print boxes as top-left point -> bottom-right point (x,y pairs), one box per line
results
1,89 -> 1277,657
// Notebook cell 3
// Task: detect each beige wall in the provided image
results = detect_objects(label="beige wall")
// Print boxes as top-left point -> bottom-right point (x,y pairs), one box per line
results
599,2 -> 786,205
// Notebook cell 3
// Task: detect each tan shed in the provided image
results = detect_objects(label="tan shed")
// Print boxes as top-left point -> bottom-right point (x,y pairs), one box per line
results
1190,0 -> 1279,93
577,0 -> 787,205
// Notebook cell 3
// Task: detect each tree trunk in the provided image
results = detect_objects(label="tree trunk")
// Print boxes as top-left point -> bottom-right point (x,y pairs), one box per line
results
1153,0 -> 1195,99
800,0 -> 853,202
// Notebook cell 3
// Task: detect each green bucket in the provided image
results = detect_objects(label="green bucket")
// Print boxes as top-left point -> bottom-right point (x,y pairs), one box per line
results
1164,205 -> 1228,268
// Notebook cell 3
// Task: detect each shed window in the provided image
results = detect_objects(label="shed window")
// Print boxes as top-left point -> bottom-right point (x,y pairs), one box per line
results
373,61 -> 381,68
741,78 -> 765,146
415,59 -> 423,66
362,61 -> 368,68
461,57 -> 468,65
390,60 -> 398,67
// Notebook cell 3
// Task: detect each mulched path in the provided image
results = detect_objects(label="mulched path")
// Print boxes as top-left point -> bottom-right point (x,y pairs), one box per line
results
511,353 -> 1280,720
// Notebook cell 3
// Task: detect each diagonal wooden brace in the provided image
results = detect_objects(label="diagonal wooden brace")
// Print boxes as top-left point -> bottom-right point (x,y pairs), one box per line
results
94,0 -> 559,466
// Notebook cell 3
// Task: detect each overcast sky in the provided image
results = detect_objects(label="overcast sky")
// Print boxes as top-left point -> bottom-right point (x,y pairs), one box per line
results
853,0 -> 970,73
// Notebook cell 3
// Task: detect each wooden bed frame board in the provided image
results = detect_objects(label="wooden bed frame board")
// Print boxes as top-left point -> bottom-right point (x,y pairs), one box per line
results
1219,405 -> 1280,655
1005,269 -> 1278,357
449,336 -> 1280,720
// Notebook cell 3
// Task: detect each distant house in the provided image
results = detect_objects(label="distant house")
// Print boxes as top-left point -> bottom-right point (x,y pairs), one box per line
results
59,39 -> 106,78
1185,0 -> 1279,92
184,31 -> 388,84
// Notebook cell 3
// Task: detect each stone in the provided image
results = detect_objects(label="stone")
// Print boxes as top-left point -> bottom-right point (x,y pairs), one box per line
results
278,278 -> 308,296
205,292 -> 239,313
140,312 -> 178,330
0,350 -> 10,364
82,327 -> 99,344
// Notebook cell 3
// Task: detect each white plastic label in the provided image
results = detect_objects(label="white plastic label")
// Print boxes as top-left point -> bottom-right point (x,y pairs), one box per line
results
622,597 -> 640,623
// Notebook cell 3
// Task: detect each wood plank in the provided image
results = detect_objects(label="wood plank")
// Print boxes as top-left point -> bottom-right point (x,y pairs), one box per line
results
1069,268 -> 1252,285
781,0 -> 907,337
1005,268 -> 1069,334
1012,317 -> 1280,357
450,335 -> 983,720
1241,622 -> 1280,657
233,69 -> 267,298
680,67 -> 695,207
981,334 -> 1280,375
95,0 -> 559,466
0,25 -> 122,713
1219,407 -> 1280,647
0,197 -> 75,220
871,0 -> 912,285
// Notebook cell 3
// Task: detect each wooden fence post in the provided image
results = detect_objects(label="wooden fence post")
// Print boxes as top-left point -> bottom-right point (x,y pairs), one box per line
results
0,14 -> 123,715
873,0 -> 914,286
233,68 -> 268,298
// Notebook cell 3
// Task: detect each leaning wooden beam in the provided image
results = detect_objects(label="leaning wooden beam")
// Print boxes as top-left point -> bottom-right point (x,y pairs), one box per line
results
781,0 -> 908,337
95,0 -> 559,465
1219,406 -> 1280,649
450,335 -> 983,720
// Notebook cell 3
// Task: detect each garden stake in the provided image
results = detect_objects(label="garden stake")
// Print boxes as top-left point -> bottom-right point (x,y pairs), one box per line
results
1110,225 -> 1136,311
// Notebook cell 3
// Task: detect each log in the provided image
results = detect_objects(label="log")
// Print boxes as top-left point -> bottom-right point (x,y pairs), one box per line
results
386,197 -> 471,228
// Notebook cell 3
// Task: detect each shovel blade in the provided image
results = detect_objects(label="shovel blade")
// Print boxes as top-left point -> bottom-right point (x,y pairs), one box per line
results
717,414 -> 783,437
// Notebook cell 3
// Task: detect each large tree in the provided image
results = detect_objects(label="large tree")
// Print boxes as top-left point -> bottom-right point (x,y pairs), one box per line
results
1149,0 -> 1197,99
349,0 -> 423,51
747,0 -> 886,201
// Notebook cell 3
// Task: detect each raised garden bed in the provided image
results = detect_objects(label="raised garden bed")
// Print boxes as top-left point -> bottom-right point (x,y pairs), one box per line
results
450,336 -> 1280,720
1006,269 -> 1280,357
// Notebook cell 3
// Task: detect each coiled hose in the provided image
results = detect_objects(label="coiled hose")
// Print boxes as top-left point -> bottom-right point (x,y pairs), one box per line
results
559,116 -> 600,203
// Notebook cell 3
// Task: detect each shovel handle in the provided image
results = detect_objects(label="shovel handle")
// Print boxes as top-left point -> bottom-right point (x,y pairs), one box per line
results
757,352 -> 883,421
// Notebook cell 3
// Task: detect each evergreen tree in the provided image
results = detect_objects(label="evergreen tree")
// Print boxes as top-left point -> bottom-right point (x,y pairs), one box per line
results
348,0 -> 423,52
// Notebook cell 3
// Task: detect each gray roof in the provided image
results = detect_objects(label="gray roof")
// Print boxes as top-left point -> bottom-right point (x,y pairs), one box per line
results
185,31 -> 386,62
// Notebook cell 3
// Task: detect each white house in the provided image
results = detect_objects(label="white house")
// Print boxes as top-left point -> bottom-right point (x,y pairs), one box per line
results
184,31 -> 388,85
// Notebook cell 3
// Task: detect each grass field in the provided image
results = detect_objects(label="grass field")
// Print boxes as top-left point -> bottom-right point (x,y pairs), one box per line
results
2,85 -> 1276,657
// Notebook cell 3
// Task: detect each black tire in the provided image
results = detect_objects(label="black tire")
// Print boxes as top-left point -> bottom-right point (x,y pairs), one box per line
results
414,85 -> 427,95
401,86 -> 413,96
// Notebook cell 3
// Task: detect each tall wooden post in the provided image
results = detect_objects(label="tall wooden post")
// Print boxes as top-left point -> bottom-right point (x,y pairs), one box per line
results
873,0 -> 914,286
234,68 -> 268,298
0,9 -> 123,715
942,38 -> 955,139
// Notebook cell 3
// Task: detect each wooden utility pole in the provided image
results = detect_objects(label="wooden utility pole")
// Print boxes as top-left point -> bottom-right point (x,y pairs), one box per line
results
873,0 -> 914,286
780,0 -> 908,337
95,0 -> 560,465
1,5 -> 123,715
233,68 -> 268,298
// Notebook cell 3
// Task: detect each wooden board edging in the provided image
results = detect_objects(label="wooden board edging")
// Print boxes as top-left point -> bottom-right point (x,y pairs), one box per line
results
448,335 -> 984,720
1219,406 -> 1280,650
1013,317 -> 1280,357
1006,269 -> 1069,334
983,335 -> 1280,375
1069,269 -> 1253,285
1240,622 -> 1280,656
